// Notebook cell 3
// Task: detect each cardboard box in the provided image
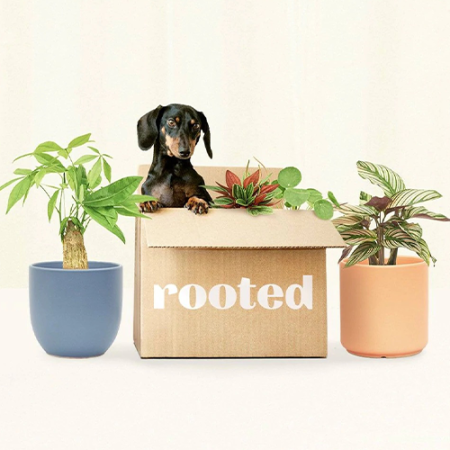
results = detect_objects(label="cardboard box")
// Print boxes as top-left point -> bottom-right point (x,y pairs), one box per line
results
134,166 -> 345,358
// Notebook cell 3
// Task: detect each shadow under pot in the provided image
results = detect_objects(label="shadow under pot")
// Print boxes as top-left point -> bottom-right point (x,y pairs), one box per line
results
340,256 -> 428,358
29,261 -> 122,358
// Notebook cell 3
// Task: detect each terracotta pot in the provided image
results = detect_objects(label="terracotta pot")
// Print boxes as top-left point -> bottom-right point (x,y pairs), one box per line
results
340,256 -> 428,358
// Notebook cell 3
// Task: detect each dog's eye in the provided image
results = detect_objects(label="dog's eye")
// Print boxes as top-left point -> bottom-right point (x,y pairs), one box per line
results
167,119 -> 176,128
193,123 -> 200,130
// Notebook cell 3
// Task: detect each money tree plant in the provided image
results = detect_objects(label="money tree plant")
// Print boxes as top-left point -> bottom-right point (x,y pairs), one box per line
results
334,161 -> 449,267
0,133 -> 155,269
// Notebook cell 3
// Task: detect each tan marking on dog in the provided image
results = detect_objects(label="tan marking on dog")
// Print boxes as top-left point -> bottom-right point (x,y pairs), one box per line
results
175,117 -> 180,123
165,135 -> 180,157
189,138 -> 197,156
190,119 -> 195,124
161,126 -> 166,135
185,196 -> 209,214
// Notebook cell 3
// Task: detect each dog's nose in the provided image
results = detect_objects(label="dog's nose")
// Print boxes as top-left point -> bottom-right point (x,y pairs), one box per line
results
179,149 -> 190,157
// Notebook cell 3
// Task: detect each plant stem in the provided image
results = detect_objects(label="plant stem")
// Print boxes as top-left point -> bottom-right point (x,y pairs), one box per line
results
63,220 -> 88,269
387,248 -> 398,265
377,224 -> 385,265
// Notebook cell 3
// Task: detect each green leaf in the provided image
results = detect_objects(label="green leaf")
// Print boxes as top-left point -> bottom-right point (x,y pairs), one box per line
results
313,199 -> 334,220
115,204 -> 150,219
88,146 -> 100,154
35,141 -> 63,153
327,191 -> 340,208
398,222 -> 423,240
340,228 -> 377,245
59,217 -> 69,240
346,242 -> 380,267
83,205 -> 125,243
125,194 -> 158,204
66,166 -> 77,191
34,169 -> 46,188
102,158 -> 112,182
87,158 -> 102,188
247,206 -> 273,216
6,176 -> 32,213
73,154 -> 97,165
278,167 -> 302,188
389,189 -> 442,208
0,177 -> 23,191
13,168 -> 32,176
47,190 -> 59,221
357,161 -> 405,197
284,188 -> 309,207
214,197 -> 234,205
306,189 -> 323,206
68,133 -> 91,148
83,176 -> 142,207
34,153 -> 56,165
58,148 -> 71,159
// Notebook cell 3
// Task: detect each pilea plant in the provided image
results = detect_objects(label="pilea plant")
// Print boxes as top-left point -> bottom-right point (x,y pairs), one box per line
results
275,166 -> 335,220
0,133 -> 155,269
334,161 -> 449,267
205,167 -> 279,216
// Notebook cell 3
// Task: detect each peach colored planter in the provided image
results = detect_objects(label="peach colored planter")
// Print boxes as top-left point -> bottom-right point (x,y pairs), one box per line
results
340,256 -> 428,358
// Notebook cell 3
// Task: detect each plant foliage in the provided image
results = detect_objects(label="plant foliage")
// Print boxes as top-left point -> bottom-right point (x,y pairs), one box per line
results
204,165 -> 280,216
1,133 -> 156,243
274,166 -> 336,220
334,161 -> 449,267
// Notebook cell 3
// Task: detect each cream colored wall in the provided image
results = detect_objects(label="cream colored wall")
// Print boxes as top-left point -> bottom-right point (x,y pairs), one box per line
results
1,0 -> 449,288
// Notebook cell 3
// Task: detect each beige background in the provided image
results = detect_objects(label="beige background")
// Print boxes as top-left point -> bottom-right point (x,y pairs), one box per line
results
1,0 -> 449,290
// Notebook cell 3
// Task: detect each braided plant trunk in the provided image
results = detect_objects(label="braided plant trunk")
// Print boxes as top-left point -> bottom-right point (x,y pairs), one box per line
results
63,220 -> 88,269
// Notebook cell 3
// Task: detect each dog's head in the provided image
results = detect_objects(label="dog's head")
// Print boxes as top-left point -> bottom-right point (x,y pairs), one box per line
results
137,104 -> 212,160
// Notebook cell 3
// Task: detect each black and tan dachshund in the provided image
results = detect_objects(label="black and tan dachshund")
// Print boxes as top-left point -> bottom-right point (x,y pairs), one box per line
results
137,103 -> 213,215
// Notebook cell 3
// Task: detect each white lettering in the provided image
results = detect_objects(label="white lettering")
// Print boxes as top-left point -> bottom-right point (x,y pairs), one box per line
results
285,276 -> 313,310
257,284 -> 283,310
238,277 -> 256,310
179,284 -> 207,310
209,284 -> 237,310
154,284 -> 178,309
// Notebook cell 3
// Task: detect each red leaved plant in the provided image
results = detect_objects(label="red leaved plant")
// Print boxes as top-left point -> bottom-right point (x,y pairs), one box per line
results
204,169 -> 280,216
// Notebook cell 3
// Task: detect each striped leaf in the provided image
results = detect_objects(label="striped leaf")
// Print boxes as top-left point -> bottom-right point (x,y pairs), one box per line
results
335,223 -> 364,234
346,242 -> 380,267
359,191 -> 372,205
389,189 -> 442,208
403,206 -> 450,221
398,222 -> 423,240
332,215 -> 365,227
335,203 -> 377,216
357,161 -> 405,197
340,228 -> 377,245
416,239 -> 436,266
383,228 -> 422,253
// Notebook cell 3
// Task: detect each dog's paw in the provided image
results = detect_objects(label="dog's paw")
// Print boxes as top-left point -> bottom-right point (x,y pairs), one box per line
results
140,201 -> 163,213
185,197 -> 209,215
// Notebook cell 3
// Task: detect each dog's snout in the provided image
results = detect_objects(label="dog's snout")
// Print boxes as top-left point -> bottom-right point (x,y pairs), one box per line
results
179,149 -> 190,157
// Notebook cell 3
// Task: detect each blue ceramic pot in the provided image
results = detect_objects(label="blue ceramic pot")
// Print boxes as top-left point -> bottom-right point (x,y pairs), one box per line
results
29,261 -> 122,358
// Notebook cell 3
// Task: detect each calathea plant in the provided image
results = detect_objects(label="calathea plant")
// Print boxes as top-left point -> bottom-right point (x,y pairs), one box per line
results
334,161 -> 449,267
274,166 -> 335,220
0,133 -> 155,269
205,167 -> 280,216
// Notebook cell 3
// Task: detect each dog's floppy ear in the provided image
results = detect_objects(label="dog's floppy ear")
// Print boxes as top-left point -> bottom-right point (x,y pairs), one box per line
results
137,105 -> 164,150
197,111 -> 213,159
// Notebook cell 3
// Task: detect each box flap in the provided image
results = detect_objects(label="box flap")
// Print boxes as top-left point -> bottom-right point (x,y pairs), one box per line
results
142,209 -> 345,249
137,165 -> 345,249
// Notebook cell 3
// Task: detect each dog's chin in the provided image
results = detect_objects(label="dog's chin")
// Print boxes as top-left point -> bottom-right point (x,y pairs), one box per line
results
166,149 -> 191,160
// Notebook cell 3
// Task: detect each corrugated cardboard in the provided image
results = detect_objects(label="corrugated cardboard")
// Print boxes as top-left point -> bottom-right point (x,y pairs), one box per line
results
134,165 -> 345,358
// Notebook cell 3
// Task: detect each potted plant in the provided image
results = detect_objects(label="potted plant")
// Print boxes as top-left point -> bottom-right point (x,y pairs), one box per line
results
205,164 -> 335,220
0,133 -> 154,358
334,161 -> 449,358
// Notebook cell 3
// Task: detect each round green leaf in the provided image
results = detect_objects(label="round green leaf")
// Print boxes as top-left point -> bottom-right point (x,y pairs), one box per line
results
283,188 -> 309,207
278,167 -> 302,188
314,199 -> 334,220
